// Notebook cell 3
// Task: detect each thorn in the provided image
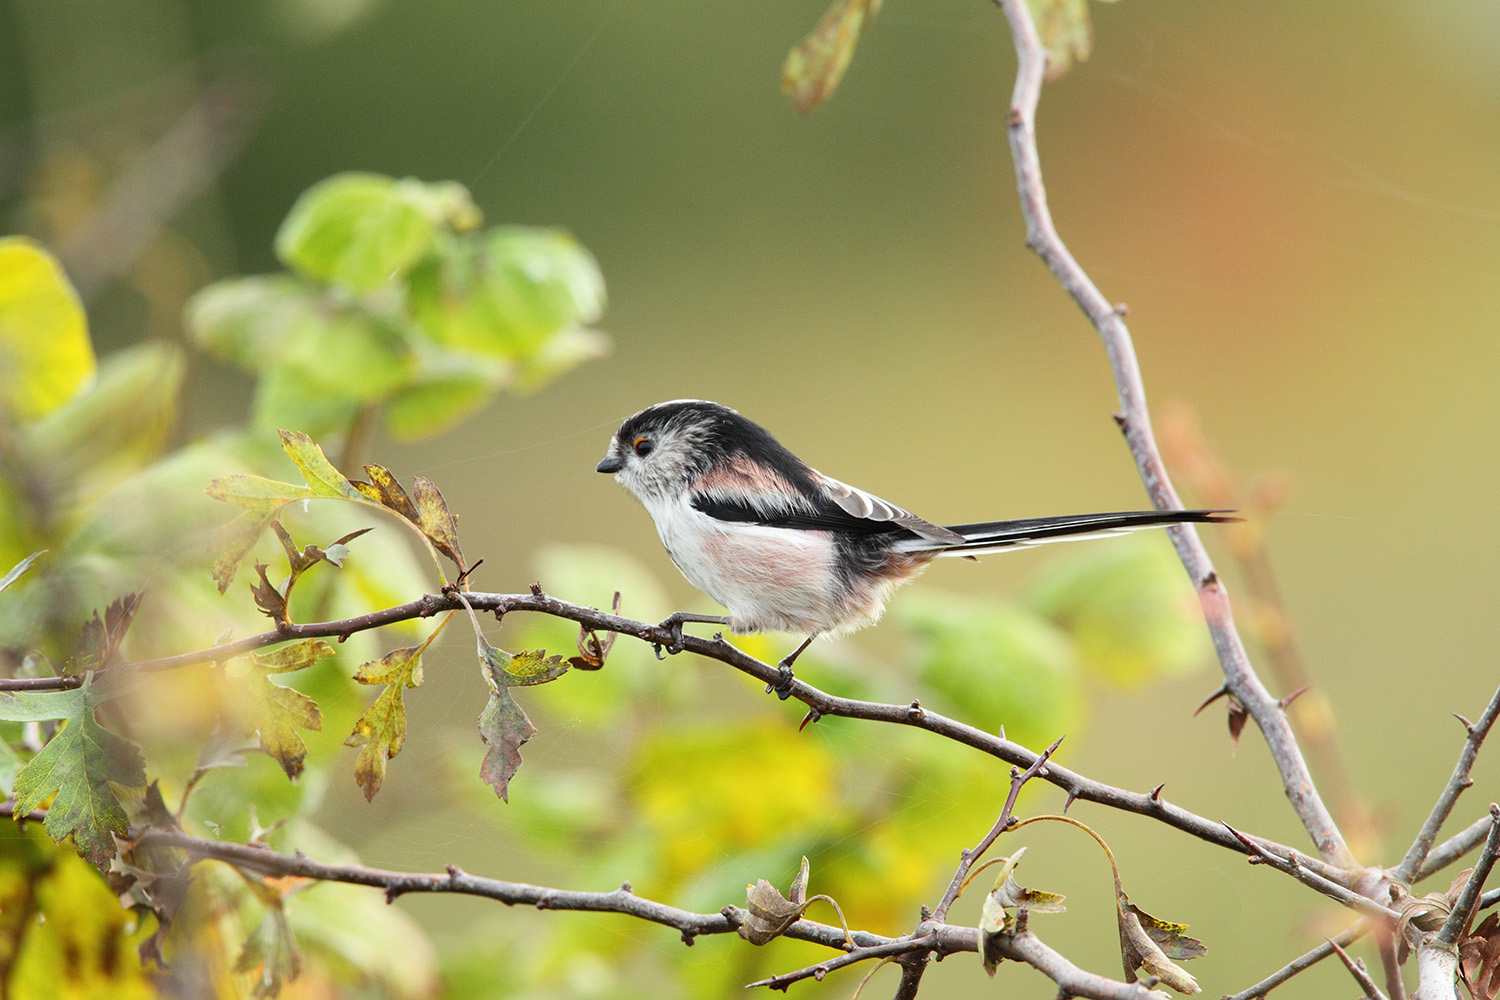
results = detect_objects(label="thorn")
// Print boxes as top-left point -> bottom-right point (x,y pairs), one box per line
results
1455,712 -> 1476,734
998,724 -> 1007,741
445,864 -> 466,879
1278,685 -> 1311,710
1112,412 -> 1127,431
1194,685 -> 1230,717
798,709 -> 822,731
1200,569 -> 1219,587
1062,791 -> 1078,814
383,887 -> 398,903
1149,783 -> 1165,803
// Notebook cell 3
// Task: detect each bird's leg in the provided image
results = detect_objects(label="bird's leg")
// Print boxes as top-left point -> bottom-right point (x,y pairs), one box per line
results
768,634 -> 817,700
654,612 -> 730,658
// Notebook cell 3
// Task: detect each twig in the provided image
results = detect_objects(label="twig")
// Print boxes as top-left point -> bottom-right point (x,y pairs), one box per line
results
1224,921 -> 1368,1000
1418,814 -> 1496,882
745,936 -> 938,991
989,0 -> 1353,869
1328,937 -> 1390,1000
890,957 -> 927,1000
932,736 -> 1063,921
1396,686 -> 1500,882
1435,803 -> 1500,948
0,675 -> 83,692
1222,824 -> 1398,922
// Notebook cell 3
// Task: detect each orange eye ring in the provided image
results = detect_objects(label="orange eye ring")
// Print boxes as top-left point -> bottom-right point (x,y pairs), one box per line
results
633,436 -> 654,457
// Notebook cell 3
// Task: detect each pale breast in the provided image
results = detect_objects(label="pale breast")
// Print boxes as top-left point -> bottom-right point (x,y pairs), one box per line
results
645,494 -> 842,634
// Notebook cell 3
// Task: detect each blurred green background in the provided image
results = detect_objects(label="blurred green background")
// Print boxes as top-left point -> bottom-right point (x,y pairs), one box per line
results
3,1 -> 1499,997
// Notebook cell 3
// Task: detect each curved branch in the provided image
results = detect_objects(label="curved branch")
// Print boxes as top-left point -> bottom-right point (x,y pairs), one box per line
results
989,0 -> 1353,869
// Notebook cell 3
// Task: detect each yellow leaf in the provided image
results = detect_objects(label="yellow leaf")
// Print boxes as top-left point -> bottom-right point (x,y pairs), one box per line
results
0,238 -> 94,422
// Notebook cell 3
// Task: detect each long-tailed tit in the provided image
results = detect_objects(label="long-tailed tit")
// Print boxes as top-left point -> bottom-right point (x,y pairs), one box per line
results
596,399 -> 1231,697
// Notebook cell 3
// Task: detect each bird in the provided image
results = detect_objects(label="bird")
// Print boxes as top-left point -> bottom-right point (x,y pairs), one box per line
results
596,399 -> 1232,698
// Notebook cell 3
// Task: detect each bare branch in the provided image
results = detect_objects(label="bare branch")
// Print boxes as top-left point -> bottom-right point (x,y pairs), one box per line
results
1225,921 -> 1367,1000
1435,803 -> 1500,948
987,0 -> 1353,868
1418,814 -> 1496,882
1223,824 -> 1399,922
1397,686 -> 1500,882
745,936 -> 937,992
1329,937 -> 1390,1000
932,736 -> 1063,922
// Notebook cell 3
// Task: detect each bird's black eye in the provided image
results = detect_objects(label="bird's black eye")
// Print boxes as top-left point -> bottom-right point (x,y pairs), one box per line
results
633,436 -> 654,457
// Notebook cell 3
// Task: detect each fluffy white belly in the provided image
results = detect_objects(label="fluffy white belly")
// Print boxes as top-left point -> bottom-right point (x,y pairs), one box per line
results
646,496 -> 840,635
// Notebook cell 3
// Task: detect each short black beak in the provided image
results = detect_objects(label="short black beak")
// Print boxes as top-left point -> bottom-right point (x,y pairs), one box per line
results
596,455 -> 623,474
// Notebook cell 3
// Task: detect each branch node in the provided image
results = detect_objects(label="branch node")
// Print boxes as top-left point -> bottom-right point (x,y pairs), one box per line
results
907,700 -> 924,720
680,928 -> 696,947
529,582 -> 544,597
619,881 -> 633,895
1113,301 -> 1129,317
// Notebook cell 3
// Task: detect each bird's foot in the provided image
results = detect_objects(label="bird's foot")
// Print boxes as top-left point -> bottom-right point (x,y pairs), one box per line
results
766,661 -> 796,700
654,612 -> 729,659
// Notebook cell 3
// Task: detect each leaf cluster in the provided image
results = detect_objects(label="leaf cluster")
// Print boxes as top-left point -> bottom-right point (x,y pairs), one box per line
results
187,172 -> 607,443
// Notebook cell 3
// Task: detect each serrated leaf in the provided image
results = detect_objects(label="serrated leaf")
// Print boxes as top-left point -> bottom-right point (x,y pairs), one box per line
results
230,649 -> 330,778
277,429 -> 362,500
247,639 -> 338,675
236,882 -> 303,1000
71,593 -> 142,673
0,551 -> 44,594
473,640 -> 569,802
345,644 -> 425,801
782,0 -> 882,114
1118,894 -> 1204,994
411,475 -> 465,571
275,172 -> 478,292
0,675 -> 146,868
477,684 -> 535,804
350,464 -> 421,521
0,237 -> 94,422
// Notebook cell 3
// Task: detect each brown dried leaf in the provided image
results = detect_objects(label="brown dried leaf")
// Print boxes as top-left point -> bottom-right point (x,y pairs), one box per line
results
1227,695 -> 1248,754
351,464 -> 420,523
1460,911 -> 1500,1000
250,563 -> 287,621
739,857 -> 850,946
978,850 -> 1066,976
72,593 -> 142,673
1118,895 -> 1204,994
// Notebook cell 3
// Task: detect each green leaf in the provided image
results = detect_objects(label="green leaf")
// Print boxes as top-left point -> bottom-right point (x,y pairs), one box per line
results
274,173 -> 478,292
1024,535 -> 1210,688
897,592 -> 1082,748
0,551 -> 43,594
0,676 -> 146,868
383,372 -> 497,440
185,275 -> 320,369
277,429 -> 363,500
236,880 -> 303,1000
407,226 -> 605,356
781,0 -> 882,114
0,238 -> 94,422
345,643 -> 425,801
19,343 -> 184,494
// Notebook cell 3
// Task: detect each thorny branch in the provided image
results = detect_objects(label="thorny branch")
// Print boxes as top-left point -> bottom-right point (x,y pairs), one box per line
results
129,824 -> 1168,1000
991,0 -> 1353,871
1397,685 -> 1500,882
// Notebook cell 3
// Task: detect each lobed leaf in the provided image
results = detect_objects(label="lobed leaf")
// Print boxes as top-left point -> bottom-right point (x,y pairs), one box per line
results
1117,894 -> 1204,994
345,644 -> 425,801
0,675 -> 147,868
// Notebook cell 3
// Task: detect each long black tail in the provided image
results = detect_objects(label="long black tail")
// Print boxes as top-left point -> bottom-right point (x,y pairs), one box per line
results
921,509 -> 1236,556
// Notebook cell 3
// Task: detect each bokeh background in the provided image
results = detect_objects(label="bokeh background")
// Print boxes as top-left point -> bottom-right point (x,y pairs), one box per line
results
2,1 -> 1498,997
